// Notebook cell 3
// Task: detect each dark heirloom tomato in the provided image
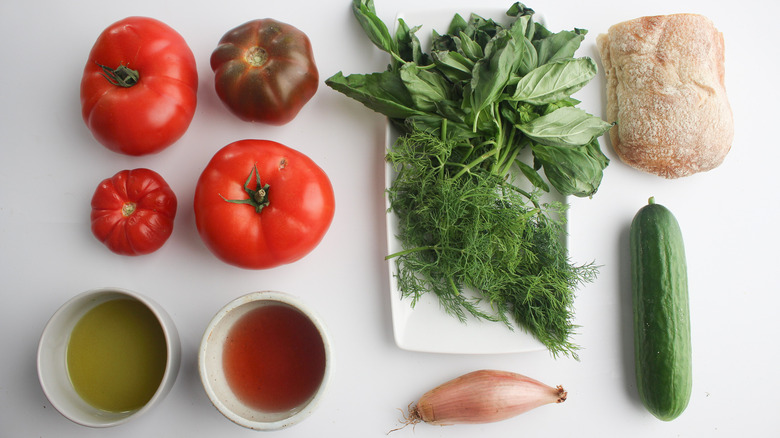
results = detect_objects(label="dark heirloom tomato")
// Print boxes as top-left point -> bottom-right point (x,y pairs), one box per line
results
194,140 -> 335,269
80,17 -> 198,156
210,19 -> 318,125
91,169 -> 178,256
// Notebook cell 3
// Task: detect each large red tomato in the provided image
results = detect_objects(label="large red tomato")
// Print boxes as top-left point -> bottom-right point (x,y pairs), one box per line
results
80,17 -> 198,156
91,168 -> 178,256
194,140 -> 335,269
210,19 -> 318,125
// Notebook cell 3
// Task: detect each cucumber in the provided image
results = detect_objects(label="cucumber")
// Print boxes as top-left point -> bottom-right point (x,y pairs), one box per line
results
629,197 -> 691,421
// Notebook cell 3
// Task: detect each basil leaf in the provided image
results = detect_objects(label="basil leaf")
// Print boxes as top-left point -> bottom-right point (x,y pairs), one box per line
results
325,71 -> 426,119
506,2 -> 535,19
464,13 -> 500,44
431,50 -> 474,82
545,97 -> 580,111
456,31 -> 484,61
533,24 -> 588,65
512,58 -> 597,105
516,107 -> 612,147
406,113 -> 479,142
352,0 -> 397,55
395,19 -> 427,65
470,30 -> 521,118
433,99 -> 470,124
517,35 -> 538,76
399,63 -> 453,113
500,100 -> 540,125
507,7 -> 534,40
531,138 -> 609,197
503,7 -> 538,76
515,159 -> 550,192
447,13 -> 469,36
460,81 -> 507,135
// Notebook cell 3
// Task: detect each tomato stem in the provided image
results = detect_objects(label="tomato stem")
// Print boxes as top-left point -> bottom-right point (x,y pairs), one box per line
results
245,46 -> 268,67
121,202 -> 137,217
220,165 -> 271,213
97,63 -> 139,88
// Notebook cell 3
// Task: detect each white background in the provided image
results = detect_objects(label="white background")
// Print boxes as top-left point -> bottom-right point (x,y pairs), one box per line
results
1,0 -> 777,436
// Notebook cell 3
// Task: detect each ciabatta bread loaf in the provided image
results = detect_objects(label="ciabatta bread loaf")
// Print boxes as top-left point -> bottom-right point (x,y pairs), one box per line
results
596,14 -> 733,178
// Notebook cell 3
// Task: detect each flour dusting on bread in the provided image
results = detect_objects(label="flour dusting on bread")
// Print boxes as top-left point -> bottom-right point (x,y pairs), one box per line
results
597,14 -> 733,178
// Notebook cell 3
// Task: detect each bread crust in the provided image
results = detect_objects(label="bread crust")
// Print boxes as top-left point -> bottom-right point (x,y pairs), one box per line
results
596,14 -> 733,178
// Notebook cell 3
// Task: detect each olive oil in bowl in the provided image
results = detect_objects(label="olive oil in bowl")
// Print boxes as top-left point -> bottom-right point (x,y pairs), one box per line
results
66,298 -> 168,412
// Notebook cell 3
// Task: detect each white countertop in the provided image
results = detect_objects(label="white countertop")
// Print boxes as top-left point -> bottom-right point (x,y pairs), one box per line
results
2,0 -> 777,436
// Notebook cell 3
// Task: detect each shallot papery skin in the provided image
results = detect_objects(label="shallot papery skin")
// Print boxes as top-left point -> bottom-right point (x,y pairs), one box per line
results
406,369 -> 567,426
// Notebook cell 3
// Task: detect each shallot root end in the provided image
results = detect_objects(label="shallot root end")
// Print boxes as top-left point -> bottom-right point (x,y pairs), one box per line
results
556,385 -> 568,403
386,402 -> 423,435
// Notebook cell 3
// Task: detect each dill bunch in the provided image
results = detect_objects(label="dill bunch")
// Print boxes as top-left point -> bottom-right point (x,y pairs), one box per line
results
387,129 -> 597,358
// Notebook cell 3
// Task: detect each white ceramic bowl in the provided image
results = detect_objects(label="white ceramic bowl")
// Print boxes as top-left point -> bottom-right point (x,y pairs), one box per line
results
199,291 -> 333,430
36,287 -> 181,427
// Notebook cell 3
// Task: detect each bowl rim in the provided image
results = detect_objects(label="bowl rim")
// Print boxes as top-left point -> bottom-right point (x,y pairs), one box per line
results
198,290 -> 333,431
36,286 -> 181,428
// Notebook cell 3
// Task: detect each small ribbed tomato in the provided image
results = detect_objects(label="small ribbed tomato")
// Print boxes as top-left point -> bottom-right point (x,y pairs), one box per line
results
90,168 -> 178,256
210,19 -> 318,125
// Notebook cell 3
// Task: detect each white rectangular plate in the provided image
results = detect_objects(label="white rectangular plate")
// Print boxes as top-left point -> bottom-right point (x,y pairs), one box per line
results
384,7 -> 563,354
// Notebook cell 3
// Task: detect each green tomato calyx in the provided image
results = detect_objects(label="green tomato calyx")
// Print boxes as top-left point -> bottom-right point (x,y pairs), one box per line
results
97,63 -> 139,88
220,165 -> 270,213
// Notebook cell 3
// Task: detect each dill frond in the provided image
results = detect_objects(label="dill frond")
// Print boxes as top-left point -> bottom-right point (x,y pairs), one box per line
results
387,129 -> 596,358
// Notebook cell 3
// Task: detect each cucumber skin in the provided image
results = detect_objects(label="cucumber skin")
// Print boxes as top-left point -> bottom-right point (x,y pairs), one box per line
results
629,199 -> 691,421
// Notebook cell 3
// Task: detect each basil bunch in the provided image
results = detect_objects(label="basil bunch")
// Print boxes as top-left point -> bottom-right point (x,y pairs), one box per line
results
327,0 -> 612,197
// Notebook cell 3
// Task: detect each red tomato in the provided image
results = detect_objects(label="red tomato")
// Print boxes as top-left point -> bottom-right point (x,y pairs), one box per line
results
91,168 -> 178,256
194,140 -> 335,269
210,19 -> 318,125
80,17 -> 198,156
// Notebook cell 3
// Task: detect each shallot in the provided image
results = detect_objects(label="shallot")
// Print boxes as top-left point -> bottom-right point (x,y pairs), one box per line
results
397,370 -> 567,428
